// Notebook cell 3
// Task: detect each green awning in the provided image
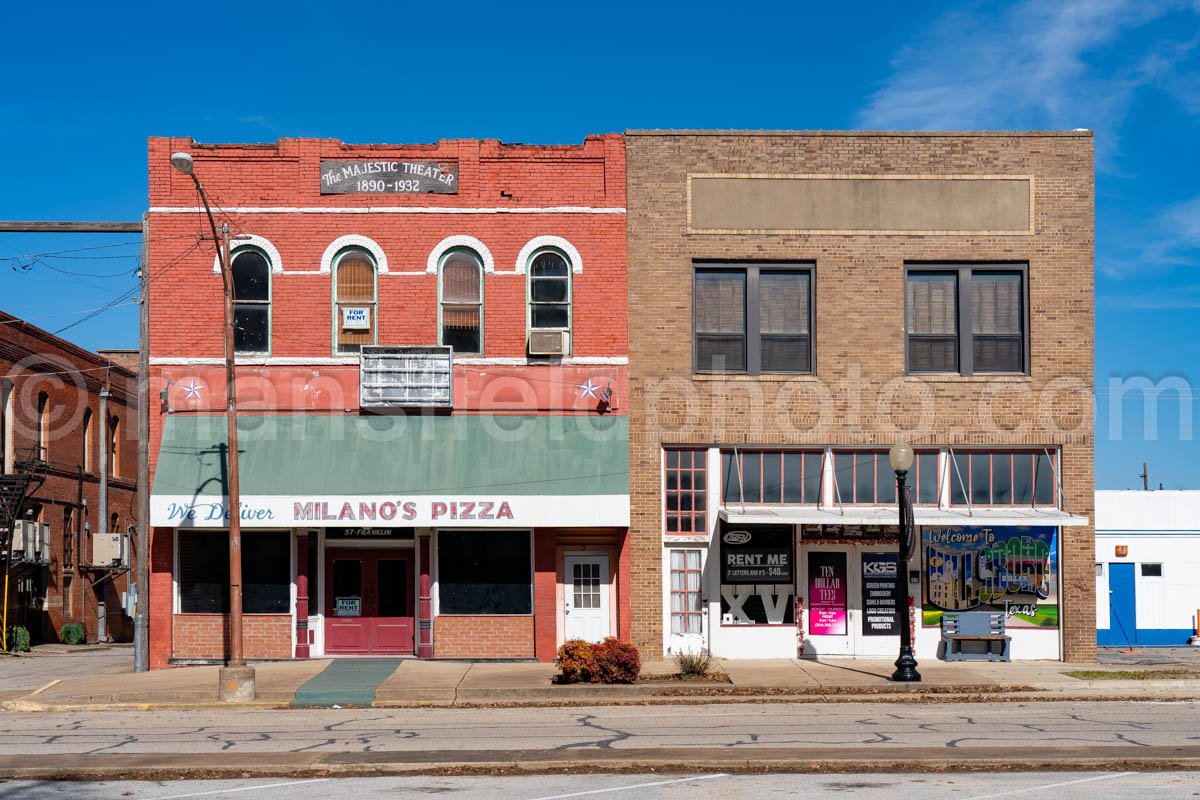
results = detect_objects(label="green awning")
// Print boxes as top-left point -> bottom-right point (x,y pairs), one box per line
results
153,414 -> 628,498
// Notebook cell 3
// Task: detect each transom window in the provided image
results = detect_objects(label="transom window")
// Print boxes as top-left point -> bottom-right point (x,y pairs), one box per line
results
670,550 -> 703,635
664,449 -> 707,534
833,450 -> 896,505
440,249 -> 483,354
906,265 -> 1026,375
528,249 -> 571,330
333,248 -> 378,354
694,263 -> 813,374
722,450 -> 822,504
230,248 -> 271,354
949,450 -> 1057,506
912,451 -> 940,505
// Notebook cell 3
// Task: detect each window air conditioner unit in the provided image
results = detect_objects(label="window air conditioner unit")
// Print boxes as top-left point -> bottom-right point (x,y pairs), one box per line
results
92,533 -> 128,568
528,330 -> 569,356
10,521 -> 31,560
34,522 -> 50,562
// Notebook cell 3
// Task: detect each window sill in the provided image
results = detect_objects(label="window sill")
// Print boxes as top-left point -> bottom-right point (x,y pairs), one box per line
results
904,374 -> 1031,383
693,373 -> 819,382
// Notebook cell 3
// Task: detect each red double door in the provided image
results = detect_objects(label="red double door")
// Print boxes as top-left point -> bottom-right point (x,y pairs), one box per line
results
324,549 -> 415,655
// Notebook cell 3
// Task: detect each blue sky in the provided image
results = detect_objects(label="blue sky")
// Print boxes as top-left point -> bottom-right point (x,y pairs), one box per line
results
2,0 -> 1198,489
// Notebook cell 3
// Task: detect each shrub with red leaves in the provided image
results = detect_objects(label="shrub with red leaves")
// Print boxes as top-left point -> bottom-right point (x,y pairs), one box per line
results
555,639 -> 599,683
556,637 -> 642,684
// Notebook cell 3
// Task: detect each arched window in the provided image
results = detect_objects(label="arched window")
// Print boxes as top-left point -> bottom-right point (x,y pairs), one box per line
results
527,249 -> 572,332
439,249 -> 483,354
332,248 -> 378,354
110,512 -> 120,533
1,379 -> 13,474
36,392 -> 49,462
82,408 -> 93,472
230,248 -> 271,354
108,416 -> 119,477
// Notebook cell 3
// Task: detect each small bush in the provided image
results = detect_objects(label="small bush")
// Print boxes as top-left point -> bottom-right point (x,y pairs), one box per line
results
593,637 -> 641,683
5,626 -> 30,653
556,639 -> 599,683
555,638 -> 642,684
60,623 -> 86,645
674,648 -> 713,678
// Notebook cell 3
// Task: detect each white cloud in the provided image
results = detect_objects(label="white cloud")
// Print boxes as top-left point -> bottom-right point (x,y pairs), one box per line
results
858,0 -> 1199,158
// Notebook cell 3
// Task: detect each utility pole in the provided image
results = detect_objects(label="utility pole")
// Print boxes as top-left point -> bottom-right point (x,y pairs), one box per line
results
134,213 -> 150,672
1141,463 -> 1149,491
169,152 -> 254,701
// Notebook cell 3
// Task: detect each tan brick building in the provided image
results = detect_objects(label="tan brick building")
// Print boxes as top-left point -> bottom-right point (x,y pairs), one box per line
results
626,131 -> 1095,663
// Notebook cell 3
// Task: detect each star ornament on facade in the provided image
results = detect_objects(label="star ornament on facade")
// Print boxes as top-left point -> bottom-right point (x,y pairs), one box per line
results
576,378 -> 602,401
180,378 -> 205,401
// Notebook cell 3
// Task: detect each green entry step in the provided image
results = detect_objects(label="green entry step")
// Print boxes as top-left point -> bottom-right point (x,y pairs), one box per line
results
291,659 -> 402,708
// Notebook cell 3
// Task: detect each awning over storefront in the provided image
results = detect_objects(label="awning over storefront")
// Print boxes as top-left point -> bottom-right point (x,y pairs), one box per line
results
719,505 -> 1089,527
151,414 -> 629,528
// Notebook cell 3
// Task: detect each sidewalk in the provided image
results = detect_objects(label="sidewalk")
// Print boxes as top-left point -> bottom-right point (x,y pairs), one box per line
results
5,655 -> 1198,710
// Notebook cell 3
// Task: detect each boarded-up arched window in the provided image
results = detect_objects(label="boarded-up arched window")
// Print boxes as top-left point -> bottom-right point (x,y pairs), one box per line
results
333,249 -> 378,354
439,250 -> 483,354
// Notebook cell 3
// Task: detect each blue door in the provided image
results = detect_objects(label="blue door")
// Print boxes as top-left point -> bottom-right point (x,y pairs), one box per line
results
1098,563 -> 1136,647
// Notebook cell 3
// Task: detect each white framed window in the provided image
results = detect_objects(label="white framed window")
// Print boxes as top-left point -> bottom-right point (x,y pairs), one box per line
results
670,549 -> 703,635
1,379 -> 12,474
1140,563 -> 1163,578
527,248 -> 572,334
439,248 -> 484,354
82,407 -> 93,473
332,247 -> 378,354
230,247 -> 272,354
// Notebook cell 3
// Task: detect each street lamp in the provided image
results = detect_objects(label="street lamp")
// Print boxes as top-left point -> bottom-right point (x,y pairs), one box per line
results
888,437 -> 921,682
170,152 -> 254,701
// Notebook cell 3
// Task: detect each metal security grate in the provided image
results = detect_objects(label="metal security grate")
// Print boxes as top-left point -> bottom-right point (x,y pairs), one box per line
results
360,346 -> 453,408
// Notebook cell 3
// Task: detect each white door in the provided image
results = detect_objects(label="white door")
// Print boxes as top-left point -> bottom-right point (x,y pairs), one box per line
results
564,554 -> 610,642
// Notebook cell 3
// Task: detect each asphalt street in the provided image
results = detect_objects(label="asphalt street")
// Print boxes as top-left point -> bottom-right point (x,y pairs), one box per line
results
2,700 -> 1198,756
3,771 -> 1200,799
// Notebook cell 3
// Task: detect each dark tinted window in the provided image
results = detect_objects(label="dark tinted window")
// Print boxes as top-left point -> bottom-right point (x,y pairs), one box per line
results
529,251 -> 570,330
915,452 -> 939,504
438,531 -> 531,614
231,250 -> 269,301
231,249 -> 271,353
179,531 -> 289,614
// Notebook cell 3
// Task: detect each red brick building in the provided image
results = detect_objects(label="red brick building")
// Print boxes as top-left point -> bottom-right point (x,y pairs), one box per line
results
1,312 -> 138,644
145,136 -> 629,667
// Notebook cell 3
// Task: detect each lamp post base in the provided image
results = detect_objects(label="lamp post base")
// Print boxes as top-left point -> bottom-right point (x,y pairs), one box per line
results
219,665 -> 257,702
891,649 -> 921,682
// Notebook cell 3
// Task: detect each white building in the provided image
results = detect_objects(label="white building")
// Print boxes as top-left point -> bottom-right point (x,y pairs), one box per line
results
1096,490 -> 1200,647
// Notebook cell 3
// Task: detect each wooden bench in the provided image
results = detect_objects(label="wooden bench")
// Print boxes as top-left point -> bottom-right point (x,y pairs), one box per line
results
941,611 -> 1011,662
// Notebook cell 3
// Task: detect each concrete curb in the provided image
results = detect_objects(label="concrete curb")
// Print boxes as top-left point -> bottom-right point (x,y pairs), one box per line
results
2,745 -> 1200,780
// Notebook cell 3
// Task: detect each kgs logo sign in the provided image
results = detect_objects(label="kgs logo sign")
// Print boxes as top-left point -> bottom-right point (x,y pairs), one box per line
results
863,558 -> 897,576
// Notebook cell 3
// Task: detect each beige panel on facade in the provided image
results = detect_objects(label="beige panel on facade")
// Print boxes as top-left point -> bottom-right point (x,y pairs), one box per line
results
689,176 -> 1031,233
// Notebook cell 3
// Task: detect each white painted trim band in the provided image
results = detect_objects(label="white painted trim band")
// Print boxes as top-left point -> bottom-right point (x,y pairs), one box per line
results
151,205 -> 626,215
